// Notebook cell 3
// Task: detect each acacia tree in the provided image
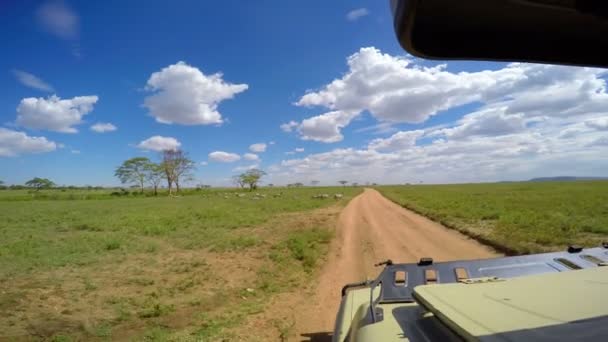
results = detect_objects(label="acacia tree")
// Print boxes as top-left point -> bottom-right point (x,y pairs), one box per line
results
25,177 -> 55,191
115,157 -> 150,193
161,149 -> 195,194
144,162 -> 164,196
239,169 -> 266,191
311,180 -> 320,186
338,180 -> 349,187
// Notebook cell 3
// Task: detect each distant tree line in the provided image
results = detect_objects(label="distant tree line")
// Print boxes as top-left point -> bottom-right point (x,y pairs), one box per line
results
0,177 -> 57,191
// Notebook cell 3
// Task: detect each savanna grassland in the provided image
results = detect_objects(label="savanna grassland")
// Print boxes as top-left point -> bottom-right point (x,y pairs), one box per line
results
378,181 -> 608,254
0,187 -> 361,341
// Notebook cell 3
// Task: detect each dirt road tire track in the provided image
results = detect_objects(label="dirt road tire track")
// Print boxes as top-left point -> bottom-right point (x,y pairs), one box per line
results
296,188 -> 500,340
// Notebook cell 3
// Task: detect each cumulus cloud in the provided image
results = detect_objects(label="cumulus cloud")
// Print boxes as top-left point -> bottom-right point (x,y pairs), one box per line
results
271,48 -> 608,183
90,122 -> 117,133
270,107 -> 608,184
137,136 -> 181,152
243,153 -> 260,161
368,130 -> 424,151
12,70 -> 54,92
16,95 -> 98,133
249,143 -> 267,153
437,108 -> 529,139
286,47 -> 608,143
346,8 -> 369,21
585,117 -> 608,130
298,110 -> 359,143
209,151 -> 241,163
36,0 -> 79,40
0,128 -> 57,157
295,47 -> 493,123
143,61 -> 248,125
280,121 -> 299,132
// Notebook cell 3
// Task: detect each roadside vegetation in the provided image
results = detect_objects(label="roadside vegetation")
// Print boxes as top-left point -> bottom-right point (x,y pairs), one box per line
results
0,186 -> 361,341
378,181 -> 608,254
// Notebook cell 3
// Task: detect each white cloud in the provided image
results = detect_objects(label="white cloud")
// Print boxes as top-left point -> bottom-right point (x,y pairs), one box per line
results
296,47 -> 501,124
243,153 -> 260,161
137,136 -> 181,152
12,70 -> 54,92
70,149 -> 80,154
285,147 -> 305,155
585,117 -> 608,130
280,121 -> 299,132
268,141 -> 276,145
270,105 -> 608,184
200,161 -> 208,166
143,61 -> 248,125
0,128 -> 57,157
249,143 -> 267,153
209,151 -> 241,163
90,122 -> 117,133
233,164 -> 259,172
588,136 -> 608,146
437,107 -> 529,139
36,0 -> 79,40
298,110 -> 359,143
368,130 -> 424,151
346,8 -> 369,21
285,47 -> 608,144
16,95 -> 98,133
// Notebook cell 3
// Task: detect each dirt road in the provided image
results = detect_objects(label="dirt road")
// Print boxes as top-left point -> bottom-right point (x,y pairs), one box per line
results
296,188 -> 499,340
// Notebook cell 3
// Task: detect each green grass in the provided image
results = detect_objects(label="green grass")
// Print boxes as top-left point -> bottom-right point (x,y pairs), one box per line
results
0,187 -> 358,278
377,181 -> 608,254
0,186 -> 359,341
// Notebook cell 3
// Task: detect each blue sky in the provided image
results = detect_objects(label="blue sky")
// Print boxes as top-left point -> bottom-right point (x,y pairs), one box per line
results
1,1 -> 607,186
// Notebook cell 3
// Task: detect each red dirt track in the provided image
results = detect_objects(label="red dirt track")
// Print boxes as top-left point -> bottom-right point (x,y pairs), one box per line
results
297,188 -> 499,339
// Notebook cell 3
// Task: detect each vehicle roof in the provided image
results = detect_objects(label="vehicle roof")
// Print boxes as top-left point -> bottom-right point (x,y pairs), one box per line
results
414,267 -> 608,341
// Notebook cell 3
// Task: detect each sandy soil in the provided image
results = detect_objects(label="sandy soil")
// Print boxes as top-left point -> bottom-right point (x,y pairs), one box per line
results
296,188 -> 500,341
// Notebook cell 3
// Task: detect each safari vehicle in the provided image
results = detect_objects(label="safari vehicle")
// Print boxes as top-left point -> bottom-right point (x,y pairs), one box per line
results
333,1 -> 608,341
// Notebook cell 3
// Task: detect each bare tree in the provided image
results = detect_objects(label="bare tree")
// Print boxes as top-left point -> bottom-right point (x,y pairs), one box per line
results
160,152 -> 175,194
232,175 -> 246,189
144,162 -> 164,196
161,149 -> 195,195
